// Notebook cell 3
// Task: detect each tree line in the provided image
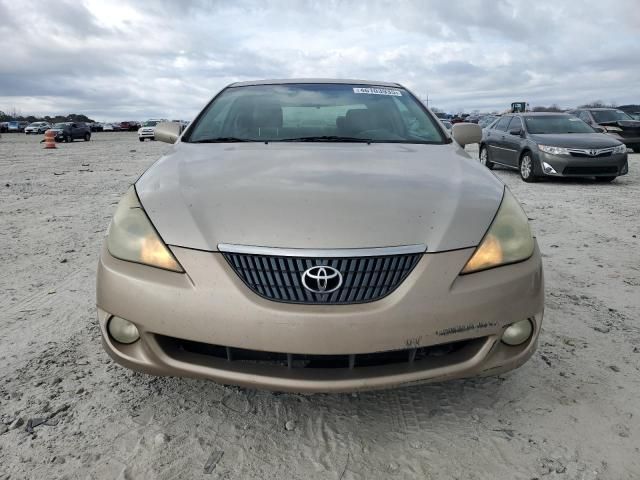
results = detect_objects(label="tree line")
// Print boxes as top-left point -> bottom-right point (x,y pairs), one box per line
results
0,111 -> 96,123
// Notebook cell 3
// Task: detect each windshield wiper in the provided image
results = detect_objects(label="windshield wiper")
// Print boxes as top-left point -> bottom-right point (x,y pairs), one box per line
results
189,137 -> 257,143
279,136 -> 372,144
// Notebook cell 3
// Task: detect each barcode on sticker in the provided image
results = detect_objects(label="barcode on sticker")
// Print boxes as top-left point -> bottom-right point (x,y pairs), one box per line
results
353,87 -> 402,96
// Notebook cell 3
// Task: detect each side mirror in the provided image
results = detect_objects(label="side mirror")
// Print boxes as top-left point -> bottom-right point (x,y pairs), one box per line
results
451,122 -> 482,147
155,122 -> 182,144
509,128 -> 522,136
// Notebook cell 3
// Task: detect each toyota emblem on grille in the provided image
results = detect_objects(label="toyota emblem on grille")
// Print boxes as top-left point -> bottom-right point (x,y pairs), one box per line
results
589,149 -> 598,156
301,266 -> 343,294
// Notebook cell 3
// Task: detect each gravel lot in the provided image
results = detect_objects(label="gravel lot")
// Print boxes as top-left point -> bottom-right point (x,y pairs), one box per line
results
1,132 -> 639,479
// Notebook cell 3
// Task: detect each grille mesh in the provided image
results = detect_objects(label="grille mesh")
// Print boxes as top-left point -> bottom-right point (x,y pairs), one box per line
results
222,252 -> 422,304
569,151 -> 612,158
562,166 -> 618,175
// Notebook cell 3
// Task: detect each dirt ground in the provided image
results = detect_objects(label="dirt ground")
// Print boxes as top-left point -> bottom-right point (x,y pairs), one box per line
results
1,132 -> 639,480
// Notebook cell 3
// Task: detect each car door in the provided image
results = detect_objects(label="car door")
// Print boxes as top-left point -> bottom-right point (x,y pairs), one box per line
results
487,116 -> 512,164
501,116 -> 524,167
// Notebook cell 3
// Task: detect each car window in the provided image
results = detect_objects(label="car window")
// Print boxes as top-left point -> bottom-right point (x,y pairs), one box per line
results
576,111 -> 590,123
185,83 -> 445,144
590,110 -> 633,123
508,117 -> 523,132
494,116 -> 511,131
523,115 -> 595,134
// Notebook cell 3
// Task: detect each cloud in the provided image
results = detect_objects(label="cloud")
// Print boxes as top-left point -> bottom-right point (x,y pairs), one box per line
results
1,0 -> 638,120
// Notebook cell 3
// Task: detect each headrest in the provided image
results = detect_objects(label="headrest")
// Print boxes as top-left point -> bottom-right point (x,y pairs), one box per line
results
345,109 -> 374,133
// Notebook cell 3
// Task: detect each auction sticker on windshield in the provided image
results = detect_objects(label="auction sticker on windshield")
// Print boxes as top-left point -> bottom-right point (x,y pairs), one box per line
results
353,87 -> 402,96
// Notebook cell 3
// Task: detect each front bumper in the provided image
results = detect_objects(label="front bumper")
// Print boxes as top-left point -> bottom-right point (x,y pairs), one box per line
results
96,243 -> 545,392
138,130 -> 155,139
537,151 -> 628,177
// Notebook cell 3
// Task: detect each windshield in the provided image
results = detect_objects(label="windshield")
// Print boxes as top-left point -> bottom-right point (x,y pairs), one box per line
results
523,116 -> 594,134
185,83 -> 446,143
479,116 -> 497,127
591,110 -> 633,123
143,121 -> 159,127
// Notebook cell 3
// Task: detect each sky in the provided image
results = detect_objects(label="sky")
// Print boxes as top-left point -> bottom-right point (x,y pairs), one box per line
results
1,0 -> 639,121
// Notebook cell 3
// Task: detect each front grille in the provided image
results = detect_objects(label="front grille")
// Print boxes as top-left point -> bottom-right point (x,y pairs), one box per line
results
222,252 -> 421,305
159,335 -> 484,370
569,151 -> 612,158
563,166 -> 618,175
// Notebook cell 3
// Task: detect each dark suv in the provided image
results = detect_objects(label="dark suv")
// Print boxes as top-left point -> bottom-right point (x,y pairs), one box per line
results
479,113 -> 628,183
570,108 -> 640,152
50,122 -> 92,142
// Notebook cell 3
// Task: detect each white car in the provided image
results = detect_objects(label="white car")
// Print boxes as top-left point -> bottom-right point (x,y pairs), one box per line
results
138,119 -> 165,141
25,122 -> 51,134
102,123 -> 116,132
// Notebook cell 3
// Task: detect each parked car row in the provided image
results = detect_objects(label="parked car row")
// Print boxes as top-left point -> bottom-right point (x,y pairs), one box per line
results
1,120 -> 136,134
0,121 -> 29,132
88,121 -> 141,132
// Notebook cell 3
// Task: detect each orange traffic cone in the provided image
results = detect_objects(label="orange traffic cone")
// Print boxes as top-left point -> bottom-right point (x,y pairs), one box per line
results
44,129 -> 56,149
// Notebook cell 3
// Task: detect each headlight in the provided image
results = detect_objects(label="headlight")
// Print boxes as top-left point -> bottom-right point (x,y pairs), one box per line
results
461,189 -> 534,274
605,126 -> 622,132
107,187 -> 183,272
613,144 -> 627,154
538,145 -> 569,155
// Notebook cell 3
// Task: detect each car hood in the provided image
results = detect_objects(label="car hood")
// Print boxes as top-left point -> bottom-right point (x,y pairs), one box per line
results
598,120 -> 640,129
529,133 -> 622,148
136,142 -> 505,252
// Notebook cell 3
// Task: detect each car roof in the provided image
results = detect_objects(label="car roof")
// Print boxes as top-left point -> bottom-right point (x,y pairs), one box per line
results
509,112 -> 570,116
576,107 -> 620,111
228,78 -> 402,88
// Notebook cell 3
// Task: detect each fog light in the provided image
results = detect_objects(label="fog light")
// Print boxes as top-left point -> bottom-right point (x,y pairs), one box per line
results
108,316 -> 140,344
542,162 -> 557,174
502,319 -> 533,346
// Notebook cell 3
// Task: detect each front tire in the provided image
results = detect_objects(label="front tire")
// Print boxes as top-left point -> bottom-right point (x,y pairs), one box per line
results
65,135 -> 72,143
595,176 -> 616,183
479,146 -> 494,169
139,137 -> 144,142
84,133 -> 90,141
519,152 -> 538,182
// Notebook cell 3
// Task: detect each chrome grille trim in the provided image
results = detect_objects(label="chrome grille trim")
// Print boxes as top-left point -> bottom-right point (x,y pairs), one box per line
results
567,146 -> 614,157
218,243 -> 427,257
221,249 -> 423,304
